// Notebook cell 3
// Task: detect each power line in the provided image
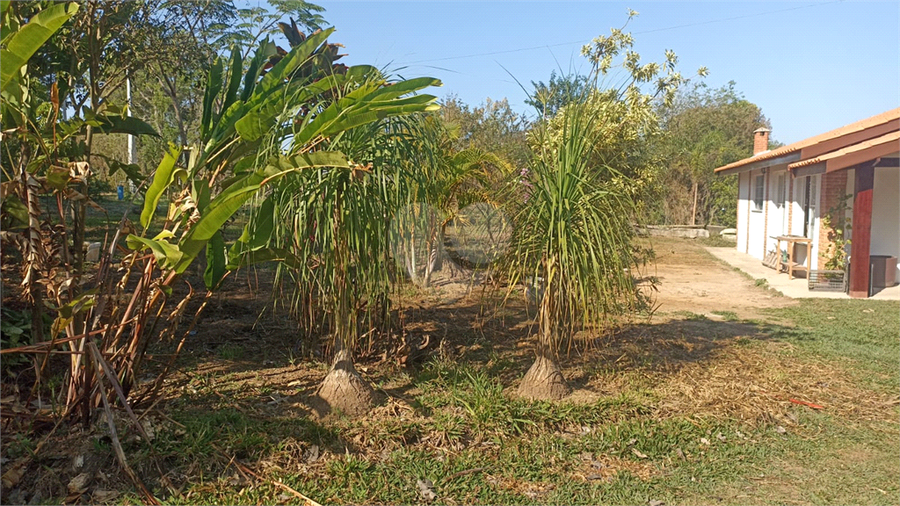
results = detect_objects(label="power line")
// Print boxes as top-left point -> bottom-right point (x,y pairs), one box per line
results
634,0 -> 844,35
398,0 -> 844,66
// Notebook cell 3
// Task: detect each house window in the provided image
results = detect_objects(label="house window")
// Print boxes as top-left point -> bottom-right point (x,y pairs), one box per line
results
775,174 -> 786,208
753,174 -> 765,211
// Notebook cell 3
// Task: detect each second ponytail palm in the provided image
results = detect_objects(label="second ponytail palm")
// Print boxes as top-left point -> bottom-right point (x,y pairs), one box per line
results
504,100 -> 640,400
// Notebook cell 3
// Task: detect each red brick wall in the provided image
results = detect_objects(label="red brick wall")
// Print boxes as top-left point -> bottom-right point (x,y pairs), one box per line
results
817,171 -> 849,271
753,130 -> 770,155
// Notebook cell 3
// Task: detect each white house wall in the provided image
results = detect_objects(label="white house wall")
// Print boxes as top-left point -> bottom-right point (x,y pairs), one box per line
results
871,166 -> 900,280
736,172 -> 750,253
735,168 -> 827,266
810,174 -> 821,267
786,173 -> 821,268
746,169 -> 766,259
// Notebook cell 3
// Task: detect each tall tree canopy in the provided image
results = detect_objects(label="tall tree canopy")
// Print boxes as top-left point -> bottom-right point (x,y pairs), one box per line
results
440,95 -> 531,171
525,70 -> 589,119
652,81 -> 771,226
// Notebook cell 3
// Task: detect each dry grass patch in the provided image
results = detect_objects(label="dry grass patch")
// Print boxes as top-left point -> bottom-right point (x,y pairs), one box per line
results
652,339 -> 899,426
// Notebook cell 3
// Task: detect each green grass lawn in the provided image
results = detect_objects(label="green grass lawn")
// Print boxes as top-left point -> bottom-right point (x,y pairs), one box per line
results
107,297 -> 899,505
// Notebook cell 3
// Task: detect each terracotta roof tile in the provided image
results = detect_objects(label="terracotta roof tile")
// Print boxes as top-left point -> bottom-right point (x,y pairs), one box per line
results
787,130 -> 900,172
714,108 -> 900,173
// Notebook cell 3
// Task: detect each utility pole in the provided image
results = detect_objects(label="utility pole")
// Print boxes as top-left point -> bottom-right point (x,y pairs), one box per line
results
126,74 -> 136,194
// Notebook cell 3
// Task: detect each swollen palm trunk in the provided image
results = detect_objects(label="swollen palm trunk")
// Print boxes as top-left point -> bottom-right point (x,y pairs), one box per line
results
317,340 -> 376,417
517,288 -> 570,400
518,350 -> 569,400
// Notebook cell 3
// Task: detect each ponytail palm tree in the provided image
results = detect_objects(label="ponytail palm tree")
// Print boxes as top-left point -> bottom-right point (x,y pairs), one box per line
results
237,81 -> 441,416
503,15 -> 698,400
271,157 -> 391,415
503,100 -> 640,400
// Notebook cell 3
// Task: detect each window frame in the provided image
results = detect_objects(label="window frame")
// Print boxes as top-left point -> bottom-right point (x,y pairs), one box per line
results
775,173 -> 786,209
752,174 -> 765,212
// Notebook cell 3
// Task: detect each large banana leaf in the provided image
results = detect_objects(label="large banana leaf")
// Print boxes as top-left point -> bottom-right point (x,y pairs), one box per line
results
171,150 -> 351,273
200,56 -> 224,140
203,231 -> 227,290
217,47 -> 243,129
92,114 -> 159,137
233,72 -> 352,142
1,2 -> 78,93
239,40 -> 278,103
141,145 -> 183,228
137,27 -> 443,287
247,28 -> 333,108
292,77 -> 442,146
125,234 -> 184,270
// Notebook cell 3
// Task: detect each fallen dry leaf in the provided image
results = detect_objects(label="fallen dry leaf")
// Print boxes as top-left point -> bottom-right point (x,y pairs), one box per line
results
1,464 -> 25,489
417,479 -> 436,502
67,472 -> 91,495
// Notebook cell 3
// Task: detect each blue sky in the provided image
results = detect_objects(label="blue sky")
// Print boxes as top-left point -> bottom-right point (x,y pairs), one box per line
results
305,1 -> 899,145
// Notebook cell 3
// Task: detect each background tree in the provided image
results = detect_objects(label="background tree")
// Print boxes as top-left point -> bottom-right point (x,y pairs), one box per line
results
396,113 -> 513,287
525,70 -> 589,119
224,0 -> 325,55
529,13 -> 705,210
652,81 -> 771,226
440,95 -> 531,171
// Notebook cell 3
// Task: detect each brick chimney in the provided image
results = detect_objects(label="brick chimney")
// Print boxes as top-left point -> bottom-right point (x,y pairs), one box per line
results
753,127 -> 771,155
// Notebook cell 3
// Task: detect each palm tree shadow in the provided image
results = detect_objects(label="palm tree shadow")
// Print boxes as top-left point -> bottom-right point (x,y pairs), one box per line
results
562,317 -> 771,390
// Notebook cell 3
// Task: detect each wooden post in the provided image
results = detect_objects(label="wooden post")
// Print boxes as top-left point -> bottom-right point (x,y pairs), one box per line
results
691,182 -> 698,226
849,163 -> 875,298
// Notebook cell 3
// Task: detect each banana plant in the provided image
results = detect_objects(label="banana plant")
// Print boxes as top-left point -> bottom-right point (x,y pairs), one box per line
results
131,27 -> 440,291
0,6 -> 163,494
1,1 -> 79,95
226,70 -> 441,416
124,29 -> 440,420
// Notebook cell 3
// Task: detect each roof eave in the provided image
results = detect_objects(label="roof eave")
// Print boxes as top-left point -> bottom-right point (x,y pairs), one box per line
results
715,152 -> 801,176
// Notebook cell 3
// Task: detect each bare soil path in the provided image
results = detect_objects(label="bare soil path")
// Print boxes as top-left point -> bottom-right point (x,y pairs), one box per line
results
642,237 -> 795,319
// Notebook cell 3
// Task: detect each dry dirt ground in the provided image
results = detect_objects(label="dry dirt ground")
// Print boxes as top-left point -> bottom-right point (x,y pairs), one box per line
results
640,237 -> 794,319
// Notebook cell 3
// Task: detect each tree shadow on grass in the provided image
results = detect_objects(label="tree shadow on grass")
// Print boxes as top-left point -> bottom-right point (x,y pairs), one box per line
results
562,317 -> 770,391
102,295 -> 805,505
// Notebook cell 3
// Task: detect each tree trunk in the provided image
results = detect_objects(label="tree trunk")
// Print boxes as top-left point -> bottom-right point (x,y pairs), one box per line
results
316,343 -> 376,417
517,283 -> 570,400
314,192 -> 376,417
690,181 -> 699,227
423,224 -> 440,287
517,349 -> 569,400
408,226 -> 417,282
